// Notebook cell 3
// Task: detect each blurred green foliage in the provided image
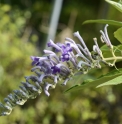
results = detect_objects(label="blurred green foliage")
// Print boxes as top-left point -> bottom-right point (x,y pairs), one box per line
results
0,4 -> 37,91
0,1 -> 122,124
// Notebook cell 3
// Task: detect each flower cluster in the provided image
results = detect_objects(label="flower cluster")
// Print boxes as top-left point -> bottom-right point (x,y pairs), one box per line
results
0,24 -> 114,116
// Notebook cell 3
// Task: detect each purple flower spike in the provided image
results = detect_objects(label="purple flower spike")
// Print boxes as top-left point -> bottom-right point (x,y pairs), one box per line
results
0,24 -> 116,116
51,66 -> 60,74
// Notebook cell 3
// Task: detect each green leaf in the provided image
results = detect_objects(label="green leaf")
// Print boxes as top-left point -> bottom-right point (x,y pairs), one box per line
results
83,19 -> 122,27
97,75 -> 122,88
116,44 -> 122,52
114,27 -> 122,43
105,0 -> 122,13
65,68 -> 122,93
100,45 -> 122,59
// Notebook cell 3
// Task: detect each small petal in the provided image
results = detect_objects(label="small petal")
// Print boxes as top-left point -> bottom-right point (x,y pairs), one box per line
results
51,66 -> 60,74
31,56 -> 39,65
39,74 -> 46,82
74,31 -> 87,49
62,78 -> 70,85
100,24 -> 113,48
60,53 -> 70,62
47,40 -> 63,52
44,90 -> 50,96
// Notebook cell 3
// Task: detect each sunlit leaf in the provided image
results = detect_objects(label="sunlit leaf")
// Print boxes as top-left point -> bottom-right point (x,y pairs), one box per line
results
105,0 -> 122,13
97,75 -> 122,88
83,19 -> 122,27
65,68 -> 122,93
114,27 -> 122,43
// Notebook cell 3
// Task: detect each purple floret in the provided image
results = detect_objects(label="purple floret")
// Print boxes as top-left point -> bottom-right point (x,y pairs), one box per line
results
57,43 -> 72,53
51,66 -> 60,74
64,43 -> 72,53
47,42 -> 52,47
61,53 -> 70,62
31,56 -> 40,66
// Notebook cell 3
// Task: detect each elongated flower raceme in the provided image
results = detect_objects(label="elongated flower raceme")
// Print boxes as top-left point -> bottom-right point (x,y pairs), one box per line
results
0,24 -> 115,116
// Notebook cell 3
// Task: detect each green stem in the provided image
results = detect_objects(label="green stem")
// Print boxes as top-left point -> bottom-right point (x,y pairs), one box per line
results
104,56 -> 122,61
